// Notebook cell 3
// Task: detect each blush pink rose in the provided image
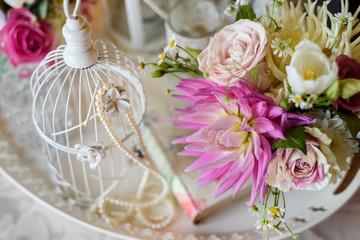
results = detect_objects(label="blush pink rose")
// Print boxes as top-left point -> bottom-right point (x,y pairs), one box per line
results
332,55 -> 360,113
198,19 -> 269,88
0,8 -> 56,66
266,127 -> 339,192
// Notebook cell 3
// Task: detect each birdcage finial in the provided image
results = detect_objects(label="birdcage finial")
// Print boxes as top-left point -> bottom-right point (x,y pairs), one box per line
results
62,0 -> 98,68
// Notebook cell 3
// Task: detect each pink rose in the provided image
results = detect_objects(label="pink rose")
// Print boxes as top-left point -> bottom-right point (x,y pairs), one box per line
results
332,55 -> 360,113
266,127 -> 339,192
0,8 -> 56,66
198,19 -> 269,88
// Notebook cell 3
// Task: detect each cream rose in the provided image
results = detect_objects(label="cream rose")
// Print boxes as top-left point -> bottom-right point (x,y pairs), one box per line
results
198,19 -> 269,88
266,127 -> 340,192
286,40 -> 338,94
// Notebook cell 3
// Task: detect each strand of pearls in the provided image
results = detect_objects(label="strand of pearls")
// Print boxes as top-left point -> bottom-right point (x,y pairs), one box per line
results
94,84 -> 174,229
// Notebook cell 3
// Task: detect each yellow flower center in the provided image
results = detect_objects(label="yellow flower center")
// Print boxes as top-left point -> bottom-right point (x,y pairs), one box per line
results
276,42 -> 285,52
269,206 -> 280,214
302,64 -> 319,80
139,62 -> 145,69
170,39 -> 176,48
160,51 -> 166,60
307,95 -> 316,104
251,205 -> 259,212
294,96 -> 302,104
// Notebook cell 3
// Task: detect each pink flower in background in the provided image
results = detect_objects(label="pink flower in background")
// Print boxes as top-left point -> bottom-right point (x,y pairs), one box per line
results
266,127 -> 339,192
332,55 -> 360,113
0,8 -> 56,66
171,78 -> 314,205
198,19 -> 269,88
81,0 -> 98,22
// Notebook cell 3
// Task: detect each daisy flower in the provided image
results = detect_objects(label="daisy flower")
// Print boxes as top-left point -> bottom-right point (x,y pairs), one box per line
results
271,38 -> 292,58
334,12 -> 354,24
168,34 -> 179,58
158,46 -> 169,65
255,218 -> 272,232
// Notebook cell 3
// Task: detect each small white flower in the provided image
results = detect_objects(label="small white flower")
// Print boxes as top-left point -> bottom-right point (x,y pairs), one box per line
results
246,201 -> 260,217
102,87 -> 130,117
289,93 -> 317,110
267,206 -> 285,215
254,218 -> 272,231
272,225 -> 283,236
168,34 -> 177,49
158,46 -> 169,65
286,40 -> 338,94
289,94 -> 307,109
334,12 -> 354,24
271,38 -> 292,58
75,143 -> 106,169
168,34 -> 179,57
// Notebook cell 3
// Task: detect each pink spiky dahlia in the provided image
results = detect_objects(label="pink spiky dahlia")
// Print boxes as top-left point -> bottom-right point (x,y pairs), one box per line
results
171,79 -> 314,205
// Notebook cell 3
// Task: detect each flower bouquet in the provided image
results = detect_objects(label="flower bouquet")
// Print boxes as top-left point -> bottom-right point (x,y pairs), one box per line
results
141,0 -> 360,238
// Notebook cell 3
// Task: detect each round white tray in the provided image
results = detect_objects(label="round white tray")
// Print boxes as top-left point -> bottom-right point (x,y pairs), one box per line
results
0,128 -> 359,240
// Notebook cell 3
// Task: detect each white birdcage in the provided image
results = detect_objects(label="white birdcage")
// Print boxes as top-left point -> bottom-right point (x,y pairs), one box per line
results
31,0 -> 173,229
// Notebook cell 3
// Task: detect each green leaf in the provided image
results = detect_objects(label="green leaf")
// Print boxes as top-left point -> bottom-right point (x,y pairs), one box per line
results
272,126 -> 307,154
251,67 -> 258,81
236,5 -> 256,21
339,78 -> 360,99
279,97 -> 289,110
336,111 -> 360,139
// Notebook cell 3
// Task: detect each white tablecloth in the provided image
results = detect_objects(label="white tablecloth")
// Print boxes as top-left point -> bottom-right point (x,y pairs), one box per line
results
0,173 -> 359,240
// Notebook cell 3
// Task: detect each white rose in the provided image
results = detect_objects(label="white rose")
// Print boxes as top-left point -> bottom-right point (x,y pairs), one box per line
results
4,0 -> 35,8
286,40 -> 338,94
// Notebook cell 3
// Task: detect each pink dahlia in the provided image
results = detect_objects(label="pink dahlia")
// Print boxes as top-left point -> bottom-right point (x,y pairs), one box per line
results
171,78 -> 314,205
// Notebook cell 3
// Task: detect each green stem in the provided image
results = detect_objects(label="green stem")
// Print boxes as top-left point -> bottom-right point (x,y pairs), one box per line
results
165,56 -> 202,76
177,45 -> 199,64
263,186 -> 271,240
330,21 -> 345,50
271,1 -> 276,26
256,15 -> 281,30
169,72 -> 181,79
280,191 -> 286,218
178,56 -> 202,74
232,60 -> 264,94
284,222 -> 297,239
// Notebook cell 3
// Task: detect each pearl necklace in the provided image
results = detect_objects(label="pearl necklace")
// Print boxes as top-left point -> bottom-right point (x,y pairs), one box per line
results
93,83 -> 174,229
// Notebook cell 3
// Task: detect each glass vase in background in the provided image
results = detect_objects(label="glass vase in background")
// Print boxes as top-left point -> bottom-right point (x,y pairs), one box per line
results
165,0 -> 224,51
105,0 -> 168,57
